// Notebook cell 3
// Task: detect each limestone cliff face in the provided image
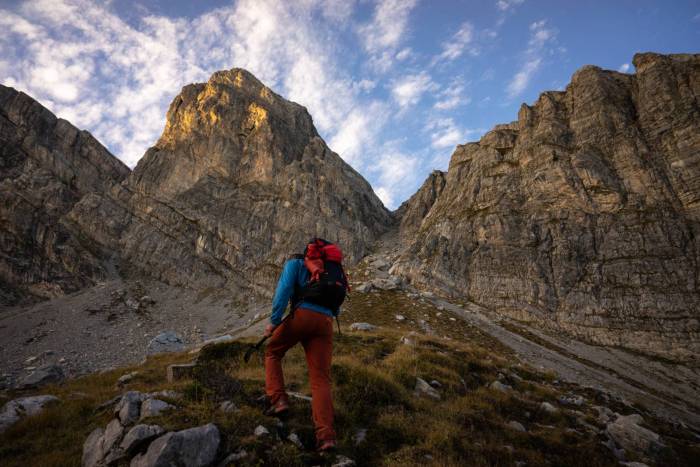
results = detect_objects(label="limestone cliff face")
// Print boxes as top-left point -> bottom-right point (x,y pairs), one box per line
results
0,85 -> 130,305
394,53 -> 700,361
70,69 -> 391,294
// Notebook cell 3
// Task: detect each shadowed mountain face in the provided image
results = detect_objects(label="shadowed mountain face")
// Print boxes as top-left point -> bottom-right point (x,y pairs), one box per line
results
67,69 -> 391,295
0,85 -> 130,305
394,53 -> 700,361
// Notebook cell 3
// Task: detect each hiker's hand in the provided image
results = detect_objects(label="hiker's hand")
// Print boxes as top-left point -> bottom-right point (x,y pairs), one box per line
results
264,324 -> 276,337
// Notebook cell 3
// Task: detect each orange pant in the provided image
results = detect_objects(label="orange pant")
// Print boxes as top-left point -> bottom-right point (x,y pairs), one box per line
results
265,307 -> 336,442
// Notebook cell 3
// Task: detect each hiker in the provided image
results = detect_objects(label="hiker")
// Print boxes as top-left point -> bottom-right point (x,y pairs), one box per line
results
263,238 -> 349,452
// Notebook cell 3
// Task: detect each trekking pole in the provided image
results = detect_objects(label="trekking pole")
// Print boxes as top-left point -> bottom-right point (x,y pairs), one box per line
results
243,310 -> 292,363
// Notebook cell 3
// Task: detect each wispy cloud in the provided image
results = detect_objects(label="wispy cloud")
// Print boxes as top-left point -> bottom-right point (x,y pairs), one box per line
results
433,79 -> 470,110
506,18 -> 557,98
358,0 -> 419,72
390,72 -> 436,108
434,21 -> 479,63
618,63 -> 630,73
370,145 -> 420,208
496,0 -> 525,12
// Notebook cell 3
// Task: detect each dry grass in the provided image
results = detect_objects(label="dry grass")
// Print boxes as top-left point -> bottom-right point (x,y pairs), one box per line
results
1,289 -> 698,466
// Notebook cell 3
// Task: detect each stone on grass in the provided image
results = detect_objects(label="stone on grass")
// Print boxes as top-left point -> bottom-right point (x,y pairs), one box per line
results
540,402 -> 559,414
118,372 -> 138,386
353,428 -> 367,446
140,399 -> 174,420
254,425 -> 269,437
116,391 -> 145,425
102,418 -> 125,453
121,424 -> 165,456
82,427 -> 105,467
507,421 -> 526,432
414,377 -> 441,400
0,395 -> 59,433
130,423 -> 220,467
219,401 -> 237,413
606,414 -> 664,457
332,455 -> 356,467
558,394 -> 584,406
395,314 -> 405,321
147,332 -> 185,355
355,282 -> 372,293
18,364 -> 65,389
490,381 -> 512,392
167,363 -> 197,383
287,432 -> 303,448
349,322 -> 377,332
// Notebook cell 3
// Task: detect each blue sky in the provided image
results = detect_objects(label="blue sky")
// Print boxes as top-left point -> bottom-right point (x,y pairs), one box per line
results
1,0 -> 698,209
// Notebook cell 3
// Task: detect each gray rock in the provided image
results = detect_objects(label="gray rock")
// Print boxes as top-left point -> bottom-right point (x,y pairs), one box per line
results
130,423 -> 220,467
147,332 -> 185,355
102,418 -> 125,454
82,427 -> 105,467
490,381 -> 512,392
355,282 -> 373,293
507,421 -> 526,432
606,414 -> 664,457
287,432 -> 303,448
217,450 -> 248,467
332,455 -> 356,467
140,399 -> 174,420
19,364 -> 65,389
350,322 -> 377,332
414,377 -> 441,399
120,424 -> 165,456
218,401 -> 237,413
370,258 -> 390,270
0,395 -> 59,433
254,425 -> 269,437
118,372 -> 138,386
116,391 -> 145,425
353,428 -> 368,446
558,394 -> 584,406
540,402 -> 559,414
395,314 -> 405,321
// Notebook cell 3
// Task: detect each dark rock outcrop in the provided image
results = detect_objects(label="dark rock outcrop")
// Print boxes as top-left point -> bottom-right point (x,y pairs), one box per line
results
394,53 -> 700,361
0,85 -> 130,305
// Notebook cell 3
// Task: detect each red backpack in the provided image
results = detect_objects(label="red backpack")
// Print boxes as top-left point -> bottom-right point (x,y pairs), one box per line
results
294,238 -> 350,315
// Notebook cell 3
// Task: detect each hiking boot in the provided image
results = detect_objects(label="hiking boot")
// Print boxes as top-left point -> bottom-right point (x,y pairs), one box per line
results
264,399 -> 289,416
317,439 -> 337,452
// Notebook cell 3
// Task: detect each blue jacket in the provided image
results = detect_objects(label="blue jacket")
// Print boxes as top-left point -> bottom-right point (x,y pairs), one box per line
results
270,258 -> 337,325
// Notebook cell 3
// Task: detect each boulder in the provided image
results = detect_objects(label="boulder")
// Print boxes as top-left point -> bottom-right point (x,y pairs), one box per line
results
130,423 -> 220,467
254,425 -> 269,437
116,391 -> 145,425
82,427 -> 105,467
507,421 -> 526,432
102,418 -> 125,453
414,377 -> 441,400
147,332 -> 185,355
606,414 -> 664,457
540,402 -> 559,414
19,364 -> 65,389
489,381 -> 512,392
140,399 -> 174,420
0,395 -> 60,433
120,424 -> 165,456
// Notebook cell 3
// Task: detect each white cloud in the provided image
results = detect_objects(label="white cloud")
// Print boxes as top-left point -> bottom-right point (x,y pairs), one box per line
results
618,63 -> 630,73
426,117 -> 464,149
496,0 -> 525,11
391,72 -> 436,108
370,146 -> 420,208
506,18 -> 556,98
358,0 -> 419,72
0,0 -> 387,169
434,80 -> 470,110
434,21 -> 479,63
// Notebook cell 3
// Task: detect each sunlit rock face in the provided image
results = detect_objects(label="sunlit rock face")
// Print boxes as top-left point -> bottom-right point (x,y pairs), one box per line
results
69,69 -> 391,295
394,53 -> 700,361
0,85 -> 130,305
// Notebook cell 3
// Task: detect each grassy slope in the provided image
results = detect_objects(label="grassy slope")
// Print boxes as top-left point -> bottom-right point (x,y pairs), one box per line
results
1,288 -> 698,466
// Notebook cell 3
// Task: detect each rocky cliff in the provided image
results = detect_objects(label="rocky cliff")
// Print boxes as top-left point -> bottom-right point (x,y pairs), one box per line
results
68,69 -> 391,295
393,53 -> 700,361
0,85 -> 130,305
